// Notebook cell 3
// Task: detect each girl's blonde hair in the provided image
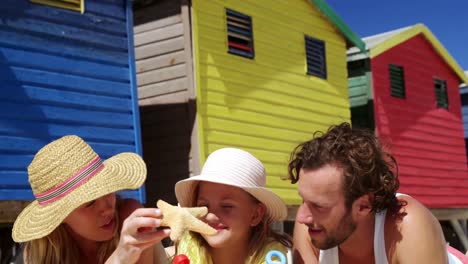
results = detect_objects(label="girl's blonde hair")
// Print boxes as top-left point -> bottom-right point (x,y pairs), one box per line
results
175,186 -> 292,263
23,201 -> 121,264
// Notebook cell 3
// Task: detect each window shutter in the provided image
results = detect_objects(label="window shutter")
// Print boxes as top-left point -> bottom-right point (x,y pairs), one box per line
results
388,64 -> 405,98
305,35 -> 327,79
226,9 -> 254,59
434,78 -> 449,109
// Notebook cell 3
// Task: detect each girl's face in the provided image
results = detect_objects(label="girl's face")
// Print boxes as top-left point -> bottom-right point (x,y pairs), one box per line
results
196,182 -> 265,249
64,193 -> 117,243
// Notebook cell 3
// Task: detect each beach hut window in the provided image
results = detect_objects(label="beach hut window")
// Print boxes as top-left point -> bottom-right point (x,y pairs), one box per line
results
305,35 -> 327,79
434,78 -> 449,109
226,9 -> 254,59
388,64 -> 405,98
30,0 -> 84,13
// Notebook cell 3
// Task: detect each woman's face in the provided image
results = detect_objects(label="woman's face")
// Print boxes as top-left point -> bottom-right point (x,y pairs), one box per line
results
64,193 -> 117,243
196,182 -> 265,249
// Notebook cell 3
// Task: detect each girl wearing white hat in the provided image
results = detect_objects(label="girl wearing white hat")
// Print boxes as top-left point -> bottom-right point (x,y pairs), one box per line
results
172,148 -> 292,263
12,135 -> 170,264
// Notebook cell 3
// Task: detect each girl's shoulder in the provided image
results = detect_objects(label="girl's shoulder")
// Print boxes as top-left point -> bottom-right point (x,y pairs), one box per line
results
264,240 -> 288,251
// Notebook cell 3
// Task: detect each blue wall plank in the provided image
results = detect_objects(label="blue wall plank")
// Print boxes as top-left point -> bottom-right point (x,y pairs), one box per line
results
0,155 -> 34,170
0,16 -> 127,50
0,137 -> 52,154
86,0 -> 126,21
1,102 -> 134,127
0,120 -> 136,143
0,190 -> 34,200
0,139 -> 137,157
0,30 -> 128,66
0,47 -> 129,82
89,142 -> 137,157
462,108 -> 468,116
2,85 -> 132,112
0,172 -> 29,186
0,69 -> 131,97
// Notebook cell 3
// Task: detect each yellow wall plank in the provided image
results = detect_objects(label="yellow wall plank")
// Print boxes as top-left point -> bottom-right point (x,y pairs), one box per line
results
202,104 -> 342,134
206,143 -> 290,165
205,117 -> 313,143
202,74 -> 349,106
199,60 -> 349,96
203,92 -> 350,122
205,131 -> 298,153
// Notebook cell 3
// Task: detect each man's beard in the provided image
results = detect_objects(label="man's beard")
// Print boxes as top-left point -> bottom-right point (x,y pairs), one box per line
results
311,209 -> 357,250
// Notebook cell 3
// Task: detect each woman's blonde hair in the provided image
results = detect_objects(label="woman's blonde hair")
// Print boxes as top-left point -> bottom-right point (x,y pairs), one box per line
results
23,200 -> 121,264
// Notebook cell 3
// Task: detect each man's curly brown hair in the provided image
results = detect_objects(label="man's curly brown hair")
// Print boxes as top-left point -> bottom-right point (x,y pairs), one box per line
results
288,122 -> 402,213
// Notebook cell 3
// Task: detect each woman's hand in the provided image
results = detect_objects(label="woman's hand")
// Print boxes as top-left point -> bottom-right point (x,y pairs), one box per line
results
106,208 -> 171,264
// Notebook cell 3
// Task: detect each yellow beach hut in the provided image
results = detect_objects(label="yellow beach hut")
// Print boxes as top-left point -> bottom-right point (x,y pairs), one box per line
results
133,0 -> 365,220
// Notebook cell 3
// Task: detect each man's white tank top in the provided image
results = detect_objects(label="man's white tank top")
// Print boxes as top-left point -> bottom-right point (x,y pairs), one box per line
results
318,194 -> 461,264
318,209 -> 388,264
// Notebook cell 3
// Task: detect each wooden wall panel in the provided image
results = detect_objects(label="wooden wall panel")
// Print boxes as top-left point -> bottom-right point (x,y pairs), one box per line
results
371,35 -> 468,208
192,0 -> 351,204
0,0 -> 141,201
134,1 -> 196,205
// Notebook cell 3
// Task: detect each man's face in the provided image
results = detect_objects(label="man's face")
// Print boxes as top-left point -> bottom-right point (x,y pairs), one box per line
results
297,164 -> 357,250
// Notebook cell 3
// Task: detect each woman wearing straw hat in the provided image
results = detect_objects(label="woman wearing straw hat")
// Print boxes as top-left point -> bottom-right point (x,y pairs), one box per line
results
170,148 -> 292,264
12,135 -> 170,264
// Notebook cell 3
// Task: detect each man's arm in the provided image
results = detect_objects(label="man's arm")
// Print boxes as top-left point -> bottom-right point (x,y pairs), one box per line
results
293,219 -> 319,264
393,195 -> 448,264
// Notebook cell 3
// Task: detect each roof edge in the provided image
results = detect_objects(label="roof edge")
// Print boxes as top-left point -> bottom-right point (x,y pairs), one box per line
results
370,23 -> 468,85
309,0 -> 366,52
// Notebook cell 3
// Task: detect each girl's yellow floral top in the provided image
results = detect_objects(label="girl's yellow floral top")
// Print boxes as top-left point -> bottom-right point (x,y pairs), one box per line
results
175,233 -> 288,264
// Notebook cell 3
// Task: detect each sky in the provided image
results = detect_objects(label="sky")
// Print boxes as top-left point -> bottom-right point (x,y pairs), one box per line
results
326,0 -> 468,71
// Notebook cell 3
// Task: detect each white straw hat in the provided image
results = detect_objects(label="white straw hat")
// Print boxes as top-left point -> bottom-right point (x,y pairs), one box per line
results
175,148 -> 287,221
12,135 -> 146,242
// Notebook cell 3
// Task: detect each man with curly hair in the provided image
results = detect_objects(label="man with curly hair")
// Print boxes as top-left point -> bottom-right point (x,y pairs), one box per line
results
289,122 -> 463,264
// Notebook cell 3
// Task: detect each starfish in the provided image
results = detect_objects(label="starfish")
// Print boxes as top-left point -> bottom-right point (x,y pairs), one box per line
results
157,199 -> 217,241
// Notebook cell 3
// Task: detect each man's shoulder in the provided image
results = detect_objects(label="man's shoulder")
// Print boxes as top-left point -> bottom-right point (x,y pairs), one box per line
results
386,194 -> 441,236
391,194 -> 439,229
385,194 -> 448,262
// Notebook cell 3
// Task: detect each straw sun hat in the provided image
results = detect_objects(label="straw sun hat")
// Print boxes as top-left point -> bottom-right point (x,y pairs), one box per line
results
175,148 -> 287,221
12,135 -> 146,242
